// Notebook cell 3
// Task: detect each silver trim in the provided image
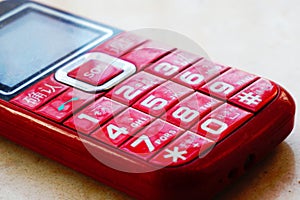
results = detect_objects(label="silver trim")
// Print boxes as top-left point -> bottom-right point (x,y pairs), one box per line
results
55,52 -> 136,92
0,3 -> 114,95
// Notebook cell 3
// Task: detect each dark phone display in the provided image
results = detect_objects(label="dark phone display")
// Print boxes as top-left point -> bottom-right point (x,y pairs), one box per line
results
0,10 -> 103,88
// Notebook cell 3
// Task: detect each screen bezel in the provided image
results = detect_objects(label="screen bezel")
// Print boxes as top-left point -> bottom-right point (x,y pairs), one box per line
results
0,2 -> 114,96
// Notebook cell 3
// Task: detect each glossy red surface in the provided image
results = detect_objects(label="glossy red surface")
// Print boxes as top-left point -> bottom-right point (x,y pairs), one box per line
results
0,20 -> 295,200
0,78 -> 295,200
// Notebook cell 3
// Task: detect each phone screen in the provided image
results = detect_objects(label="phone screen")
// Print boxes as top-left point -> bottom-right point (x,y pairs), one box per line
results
0,5 -> 112,95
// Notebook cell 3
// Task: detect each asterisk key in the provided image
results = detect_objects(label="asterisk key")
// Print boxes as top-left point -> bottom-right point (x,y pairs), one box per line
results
164,147 -> 187,163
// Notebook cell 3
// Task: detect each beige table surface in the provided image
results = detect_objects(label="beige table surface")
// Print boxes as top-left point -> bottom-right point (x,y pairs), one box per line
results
0,0 -> 300,199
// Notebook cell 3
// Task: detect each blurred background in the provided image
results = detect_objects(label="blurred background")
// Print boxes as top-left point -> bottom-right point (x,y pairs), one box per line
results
0,0 -> 300,199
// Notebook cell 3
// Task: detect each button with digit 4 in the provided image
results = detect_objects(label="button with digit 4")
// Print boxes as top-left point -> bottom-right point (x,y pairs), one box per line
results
91,108 -> 154,147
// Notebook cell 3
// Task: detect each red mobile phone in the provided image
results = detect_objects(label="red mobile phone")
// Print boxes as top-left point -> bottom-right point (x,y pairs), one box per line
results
0,1 -> 296,199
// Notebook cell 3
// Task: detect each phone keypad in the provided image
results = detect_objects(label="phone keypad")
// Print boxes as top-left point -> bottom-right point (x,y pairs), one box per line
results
10,32 -> 278,167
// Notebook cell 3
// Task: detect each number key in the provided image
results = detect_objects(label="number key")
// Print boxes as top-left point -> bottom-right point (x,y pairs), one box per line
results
133,81 -> 193,117
162,92 -> 222,129
200,69 -> 258,99
91,108 -> 154,147
172,59 -> 229,89
120,119 -> 184,160
145,50 -> 200,79
190,104 -> 253,142
106,71 -> 165,105
64,97 -> 126,134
